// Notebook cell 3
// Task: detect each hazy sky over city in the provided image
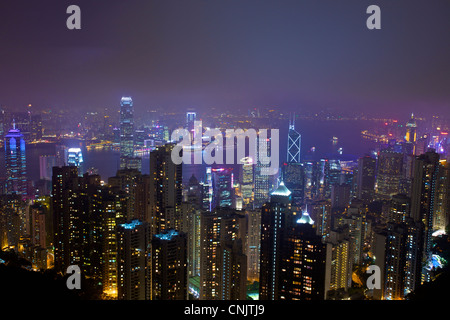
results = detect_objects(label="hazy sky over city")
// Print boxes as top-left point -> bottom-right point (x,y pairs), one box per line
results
1,0 -> 449,117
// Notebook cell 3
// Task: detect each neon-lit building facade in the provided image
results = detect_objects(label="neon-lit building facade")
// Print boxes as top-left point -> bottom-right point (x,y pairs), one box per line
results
4,124 -> 27,196
212,167 -> 234,209
120,97 -> 141,170
67,147 -> 84,175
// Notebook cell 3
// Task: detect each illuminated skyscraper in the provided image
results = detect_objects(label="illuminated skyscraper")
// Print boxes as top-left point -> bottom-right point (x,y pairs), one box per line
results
102,187 -> 129,298
254,137 -> 270,209
259,182 -> 292,300
410,150 -> 442,282
240,157 -> 254,206
388,194 -> 410,224
119,97 -> 141,170
287,114 -> 301,163
282,162 -> 305,208
246,208 -> 261,283
373,220 -> 423,300
67,147 -> 84,175
376,150 -> 403,199
212,167 -> 234,209
186,111 -> 196,134
356,155 -> 376,202
52,166 -> 78,272
405,113 -> 417,143
4,123 -> 27,196
152,229 -> 188,300
280,210 -> 327,300
117,219 -> 151,300
108,168 -> 150,222
52,167 -> 104,279
199,209 -> 246,300
149,144 -> 183,235
325,229 -> 352,295
311,200 -> 332,241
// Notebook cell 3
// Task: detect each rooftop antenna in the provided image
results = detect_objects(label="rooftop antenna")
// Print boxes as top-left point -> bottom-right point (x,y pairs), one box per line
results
289,112 -> 296,130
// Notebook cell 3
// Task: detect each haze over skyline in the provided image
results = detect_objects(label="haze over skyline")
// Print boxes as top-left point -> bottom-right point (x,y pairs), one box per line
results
1,0 -> 449,118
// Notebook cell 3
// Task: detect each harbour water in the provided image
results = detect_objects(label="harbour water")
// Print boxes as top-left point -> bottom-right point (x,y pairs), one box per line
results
0,119 -> 377,185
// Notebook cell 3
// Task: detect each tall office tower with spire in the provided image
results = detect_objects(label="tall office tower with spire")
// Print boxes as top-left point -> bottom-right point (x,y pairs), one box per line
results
405,113 -> 418,155
4,122 -> 27,196
149,144 -> 183,235
287,114 -> 301,163
284,115 -> 305,208
119,97 -> 141,171
405,113 -> 417,144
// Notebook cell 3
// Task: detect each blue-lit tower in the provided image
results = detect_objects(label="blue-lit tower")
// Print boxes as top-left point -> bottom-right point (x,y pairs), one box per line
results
287,114 -> 301,163
67,147 -> 84,176
284,114 -> 305,207
4,122 -> 27,195
120,97 -> 141,170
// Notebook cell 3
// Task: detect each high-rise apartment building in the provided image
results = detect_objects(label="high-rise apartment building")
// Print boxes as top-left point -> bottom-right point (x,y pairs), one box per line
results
52,169 -> 104,278
117,219 -> 151,300
246,208 -> 261,283
152,229 -> 188,300
199,208 -> 247,300
149,144 -> 183,235
373,220 -> 423,300
410,150 -> 442,282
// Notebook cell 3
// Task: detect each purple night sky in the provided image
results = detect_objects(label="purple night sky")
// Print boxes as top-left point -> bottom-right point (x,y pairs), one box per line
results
0,0 -> 449,117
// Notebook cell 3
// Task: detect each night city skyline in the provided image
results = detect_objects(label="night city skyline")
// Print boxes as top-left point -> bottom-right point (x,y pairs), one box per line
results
1,0 -> 450,308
